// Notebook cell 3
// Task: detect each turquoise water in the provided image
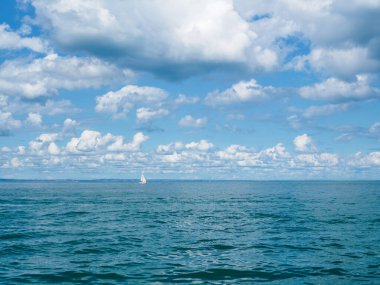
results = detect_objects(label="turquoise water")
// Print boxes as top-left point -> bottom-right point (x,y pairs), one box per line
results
0,181 -> 379,284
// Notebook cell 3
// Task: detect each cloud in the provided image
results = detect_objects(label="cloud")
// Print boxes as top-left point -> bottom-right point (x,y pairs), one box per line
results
293,47 -> 380,79
0,53 -> 131,99
29,133 -> 59,154
287,114 -> 301,129
66,130 -> 114,153
294,153 -> 339,167
3,127 -> 380,178
66,130 -> 148,154
217,143 -> 289,166
174,94 -> 200,105
0,111 -> 22,135
30,0 -> 280,79
96,85 -> 168,119
136,108 -> 169,123
108,132 -> 149,152
236,0 -> 380,78
0,23 -> 47,52
156,142 -> 184,154
185,140 -> 214,152
293,134 -> 316,152
299,75 -> 379,101
303,103 -> 351,118
351,151 -> 380,167
369,122 -> 380,136
2,157 -> 24,169
178,115 -> 207,128
205,79 -> 274,106
63,118 -> 78,134
25,112 -> 43,127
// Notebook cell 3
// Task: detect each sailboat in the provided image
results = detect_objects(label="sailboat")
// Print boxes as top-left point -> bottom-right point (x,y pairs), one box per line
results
139,173 -> 147,184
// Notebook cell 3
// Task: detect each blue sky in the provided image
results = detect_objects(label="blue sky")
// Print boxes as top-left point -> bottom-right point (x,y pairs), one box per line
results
0,0 -> 379,179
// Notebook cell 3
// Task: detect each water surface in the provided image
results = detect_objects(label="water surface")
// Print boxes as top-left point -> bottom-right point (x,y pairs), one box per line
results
0,181 -> 379,284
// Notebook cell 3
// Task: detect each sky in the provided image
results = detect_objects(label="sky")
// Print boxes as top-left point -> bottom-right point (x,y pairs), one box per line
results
0,0 -> 379,180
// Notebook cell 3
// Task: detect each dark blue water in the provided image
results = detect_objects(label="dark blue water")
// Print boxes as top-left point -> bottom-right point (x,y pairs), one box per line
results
0,181 -> 379,284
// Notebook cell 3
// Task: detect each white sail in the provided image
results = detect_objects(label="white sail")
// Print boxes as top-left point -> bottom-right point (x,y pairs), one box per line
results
140,173 -> 147,184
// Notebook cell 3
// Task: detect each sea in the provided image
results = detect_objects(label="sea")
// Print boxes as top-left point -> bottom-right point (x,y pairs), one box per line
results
0,180 -> 379,284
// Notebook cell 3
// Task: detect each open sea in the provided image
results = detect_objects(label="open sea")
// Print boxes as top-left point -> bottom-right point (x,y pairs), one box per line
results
0,181 -> 379,284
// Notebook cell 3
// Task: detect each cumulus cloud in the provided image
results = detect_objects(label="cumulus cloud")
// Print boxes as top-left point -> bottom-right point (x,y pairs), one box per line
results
205,79 -> 274,106
136,108 -> 169,123
294,153 -> 339,167
217,143 -> 289,166
369,122 -> 380,136
6,98 -> 80,116
174,94 -> 200,105
236,0 -> 380,78
95,85 -> 168,119
185,140 -> 214,152
30,0 -> 280,78
108,132 -> 149,152
66,130 -> 114,153
29,133 -> 59,154
178,115 -> 207,128
25,112 -> 43,127
66,130 -> 148,153
0,110 -> 22,135
303,103 -> 351,118
0,53 -> 131,99
351,151 -> 380,167
293,134 -> 316,152
299,75 -> 379,101
63,118 -> 78,134
3,129 -> 380,178
294,47 -> 380,79
0,23 -> 47,52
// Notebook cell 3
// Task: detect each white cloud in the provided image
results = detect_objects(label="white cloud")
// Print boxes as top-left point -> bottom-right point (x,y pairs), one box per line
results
303,103 -> 351,118
66,130 -> 113,153
3,128 -> 380,178
29,133 -> 59,154
293,134 -> 316,152
25,112 -> 43,127
30,0 -> 280,78
299,75 -> 379,101
369,122 -> 380,135
295,153 -> 339,167
3,95 -> 80,117
156,142 -> 184,154
294,47 -> 380,79
0,111 -> 22,134
185,140 -> 214,152
63,118 -> 78,133
174,94 -> 200,105
0,53 -> 131,99
350,151 -> 380,167
47,142 -> 60,155
2,157 -> 23,169
205,79 -> 274,106
217,143 -> 289,166
236,0 -> 380,78
287,114 -> 301,129
0,23 -> 47,52
108,132 -> 149,152
136,108 -> 169,123
178,115 -> 207,128
66,130 -> 148,154
96,85 -> 168,119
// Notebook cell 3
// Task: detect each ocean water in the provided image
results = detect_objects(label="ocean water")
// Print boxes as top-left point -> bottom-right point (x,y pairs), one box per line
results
0,181 -> 379,284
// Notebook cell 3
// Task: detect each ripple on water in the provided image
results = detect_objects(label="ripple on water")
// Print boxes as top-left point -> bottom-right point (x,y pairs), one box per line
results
0,181 -> 379,284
